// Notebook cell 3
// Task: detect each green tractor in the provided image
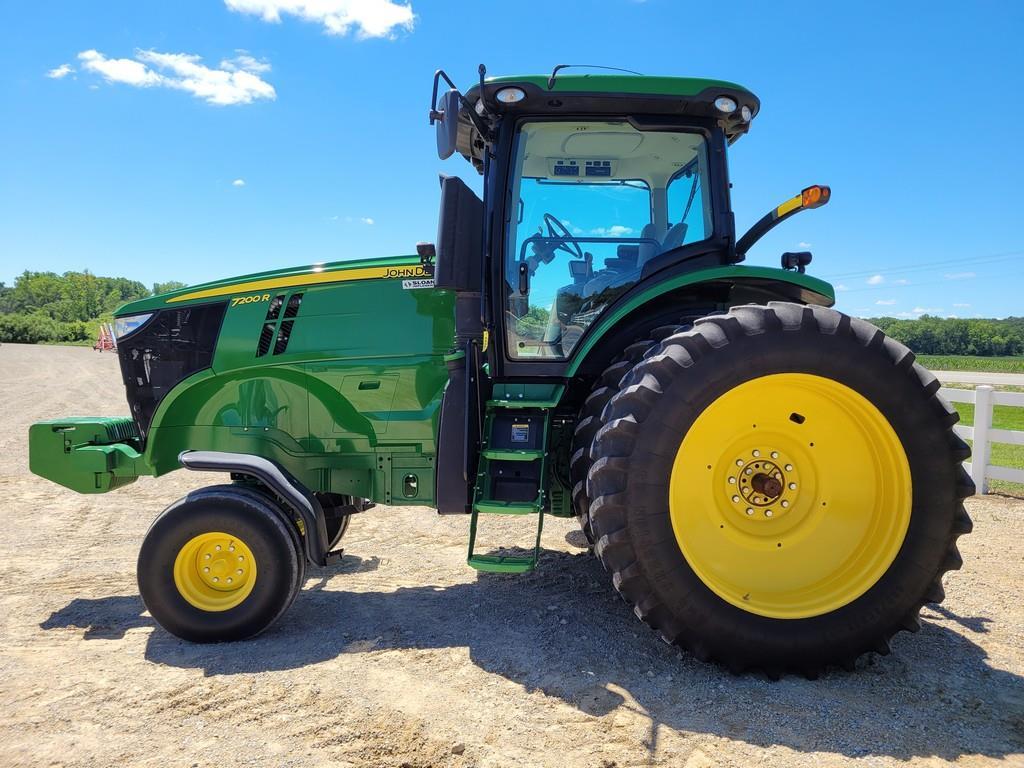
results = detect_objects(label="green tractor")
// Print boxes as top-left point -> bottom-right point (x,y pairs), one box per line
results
29,66 -> 973,676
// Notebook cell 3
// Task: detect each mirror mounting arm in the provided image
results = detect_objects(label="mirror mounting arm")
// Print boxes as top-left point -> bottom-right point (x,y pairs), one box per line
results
429,67 -> 493,144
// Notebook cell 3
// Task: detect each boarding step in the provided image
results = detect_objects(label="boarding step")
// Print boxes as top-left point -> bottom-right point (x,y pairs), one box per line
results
467,494 -> 545,573
485,398 -> 559,410
473,498 -> 541,515
467,553 -> 538,574
480,448 -> 544,462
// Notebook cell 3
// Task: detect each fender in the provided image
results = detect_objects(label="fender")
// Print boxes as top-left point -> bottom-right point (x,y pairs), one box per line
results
178,450 -> 335,566
567,264 -> 835,377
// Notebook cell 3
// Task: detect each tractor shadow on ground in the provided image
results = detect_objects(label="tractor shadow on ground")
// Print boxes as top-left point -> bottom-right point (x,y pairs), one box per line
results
42,550 -> 1024,761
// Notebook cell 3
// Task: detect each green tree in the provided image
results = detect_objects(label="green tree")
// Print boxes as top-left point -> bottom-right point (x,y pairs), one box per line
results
153,280 -> 187,295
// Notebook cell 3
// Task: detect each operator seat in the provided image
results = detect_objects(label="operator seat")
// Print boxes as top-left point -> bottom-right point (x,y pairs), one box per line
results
580,222 -> 663,298
661,222 -> 689,252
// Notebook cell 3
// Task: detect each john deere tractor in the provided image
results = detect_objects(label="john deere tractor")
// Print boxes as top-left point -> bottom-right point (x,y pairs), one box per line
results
29,66 -> 973,675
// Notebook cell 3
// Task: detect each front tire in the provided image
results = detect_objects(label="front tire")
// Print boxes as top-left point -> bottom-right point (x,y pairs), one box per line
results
587,302 -> 973,676
138,485 -> 305,642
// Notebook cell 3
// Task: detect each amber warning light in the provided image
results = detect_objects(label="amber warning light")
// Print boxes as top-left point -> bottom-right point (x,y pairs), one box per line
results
801,185 -> 831,209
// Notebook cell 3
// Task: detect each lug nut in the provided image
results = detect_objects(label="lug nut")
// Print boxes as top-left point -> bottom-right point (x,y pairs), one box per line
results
227,577 -> 233,584
728,476 -> 736,484
203,567 -> 210,573
789,482 -> 797,490
765,509 -> 773,517
732,495 -> 740,503
752,450 -> 760,457
212,577 -> 219,583
229,546 -> 235,552
781,500 -> 790,508
745,508 -> 754,515
771,451 -> 779,459
204,553 -> 211,560
215,545 -> 221,551
238,555 -> 243,561
785,464 -> 794,472
736,459 -> 744,467
237,569 -> 243,575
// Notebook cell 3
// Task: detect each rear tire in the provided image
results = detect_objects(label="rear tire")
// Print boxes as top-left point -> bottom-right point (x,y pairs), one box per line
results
138,485 -> 305,642
587,302 -> 973,676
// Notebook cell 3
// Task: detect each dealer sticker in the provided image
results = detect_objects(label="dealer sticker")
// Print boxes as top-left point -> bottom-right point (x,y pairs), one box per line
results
511,423 -> 530,443
402,278 -> 435,290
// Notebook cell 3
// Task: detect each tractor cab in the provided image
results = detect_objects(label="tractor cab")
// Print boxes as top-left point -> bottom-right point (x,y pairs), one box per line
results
430,68 -> 760,373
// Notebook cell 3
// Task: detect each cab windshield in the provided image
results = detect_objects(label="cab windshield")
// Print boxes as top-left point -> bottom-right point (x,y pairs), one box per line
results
504,120 -> 713,359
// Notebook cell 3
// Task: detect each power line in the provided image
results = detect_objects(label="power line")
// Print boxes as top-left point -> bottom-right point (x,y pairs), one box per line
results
819,248 -> 1024,281
836,269 -> 1024,294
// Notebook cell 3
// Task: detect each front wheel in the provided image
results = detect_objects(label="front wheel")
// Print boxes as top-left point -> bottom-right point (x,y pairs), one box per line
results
138,485 -> 305,642
587,303 -> 974,676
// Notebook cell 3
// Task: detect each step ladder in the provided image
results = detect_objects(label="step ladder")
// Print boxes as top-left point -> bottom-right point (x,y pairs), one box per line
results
466,384 -> 563,573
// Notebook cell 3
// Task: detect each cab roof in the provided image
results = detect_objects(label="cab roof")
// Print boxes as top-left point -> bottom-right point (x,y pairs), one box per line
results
457,72 -> 760,168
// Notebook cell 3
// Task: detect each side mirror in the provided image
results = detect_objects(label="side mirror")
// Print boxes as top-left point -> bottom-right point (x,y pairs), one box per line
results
434,89 -> 461,160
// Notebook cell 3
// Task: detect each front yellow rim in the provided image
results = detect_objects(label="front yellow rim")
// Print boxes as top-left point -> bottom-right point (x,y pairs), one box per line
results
669,373 -> 911,619
173,532 -> 257,612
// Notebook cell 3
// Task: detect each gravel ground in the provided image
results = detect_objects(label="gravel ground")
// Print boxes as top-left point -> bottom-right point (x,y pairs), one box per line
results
0,343 -> 1022,768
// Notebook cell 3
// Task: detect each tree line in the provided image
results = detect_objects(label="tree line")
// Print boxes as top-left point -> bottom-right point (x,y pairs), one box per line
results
0,271 -> 185,344
867,315 -> 1024,356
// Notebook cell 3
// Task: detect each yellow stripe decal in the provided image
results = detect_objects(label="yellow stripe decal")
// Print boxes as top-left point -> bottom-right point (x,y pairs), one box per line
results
167,264 -> 427,303
775,195 -> 803,219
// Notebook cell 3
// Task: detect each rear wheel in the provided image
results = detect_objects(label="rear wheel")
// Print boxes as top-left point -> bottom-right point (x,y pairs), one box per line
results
587,302 -> 973,675
138,485 -> 305,642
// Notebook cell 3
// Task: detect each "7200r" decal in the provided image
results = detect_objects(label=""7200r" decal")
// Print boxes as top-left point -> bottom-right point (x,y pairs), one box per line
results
231,293 -> 271,307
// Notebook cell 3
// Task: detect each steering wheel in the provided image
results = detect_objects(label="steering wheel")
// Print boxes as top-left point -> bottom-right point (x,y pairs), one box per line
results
542,213 -> 584,260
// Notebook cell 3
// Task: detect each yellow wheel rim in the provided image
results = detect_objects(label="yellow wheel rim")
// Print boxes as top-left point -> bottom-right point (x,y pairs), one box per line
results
173,532 -> 257,612
669,373 -> 911,619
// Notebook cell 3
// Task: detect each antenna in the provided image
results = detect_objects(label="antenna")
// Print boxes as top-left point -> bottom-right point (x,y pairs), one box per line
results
547,64 -> 644,90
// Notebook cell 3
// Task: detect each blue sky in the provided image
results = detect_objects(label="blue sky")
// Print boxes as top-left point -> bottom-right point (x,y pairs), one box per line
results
1,1 -> 1022,318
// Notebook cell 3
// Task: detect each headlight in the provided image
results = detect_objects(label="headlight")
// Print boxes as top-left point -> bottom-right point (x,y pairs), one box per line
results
113,313 -> 153,339
740,105 -> 753,122
495,87 -> 526,104
714,96 -> 738,113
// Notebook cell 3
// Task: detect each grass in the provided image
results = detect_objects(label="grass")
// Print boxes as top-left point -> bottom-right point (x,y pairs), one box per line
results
917,354 -> 1024,373
946,393 -> 1024,497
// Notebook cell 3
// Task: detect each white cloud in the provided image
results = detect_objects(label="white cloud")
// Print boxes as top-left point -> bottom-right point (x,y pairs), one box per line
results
866,274 -> 884,285
77,49 -> 276,105
944,271 -> 976,280
220,51 -> 271,74
953,302 -> 971,308
46,63 -> 74,79
893,278 -> 909,285
835,283 -> 849,292
360,217 -> 375,225
798,241 -> 812,248
79,50 -> 164,87
225,0 -> 415,39
590,225 -> 634,237
875,299 -> 897,306
912,306 -> 942,315
232,178 -> 246,187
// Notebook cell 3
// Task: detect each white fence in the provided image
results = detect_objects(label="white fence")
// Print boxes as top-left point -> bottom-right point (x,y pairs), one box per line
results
939,384 -> 1024,493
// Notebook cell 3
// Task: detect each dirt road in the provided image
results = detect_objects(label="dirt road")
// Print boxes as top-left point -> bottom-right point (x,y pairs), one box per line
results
1,343 -> 1022,767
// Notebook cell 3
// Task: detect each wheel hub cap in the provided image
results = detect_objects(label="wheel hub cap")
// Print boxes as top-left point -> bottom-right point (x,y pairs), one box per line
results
173,532 -> 257,612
